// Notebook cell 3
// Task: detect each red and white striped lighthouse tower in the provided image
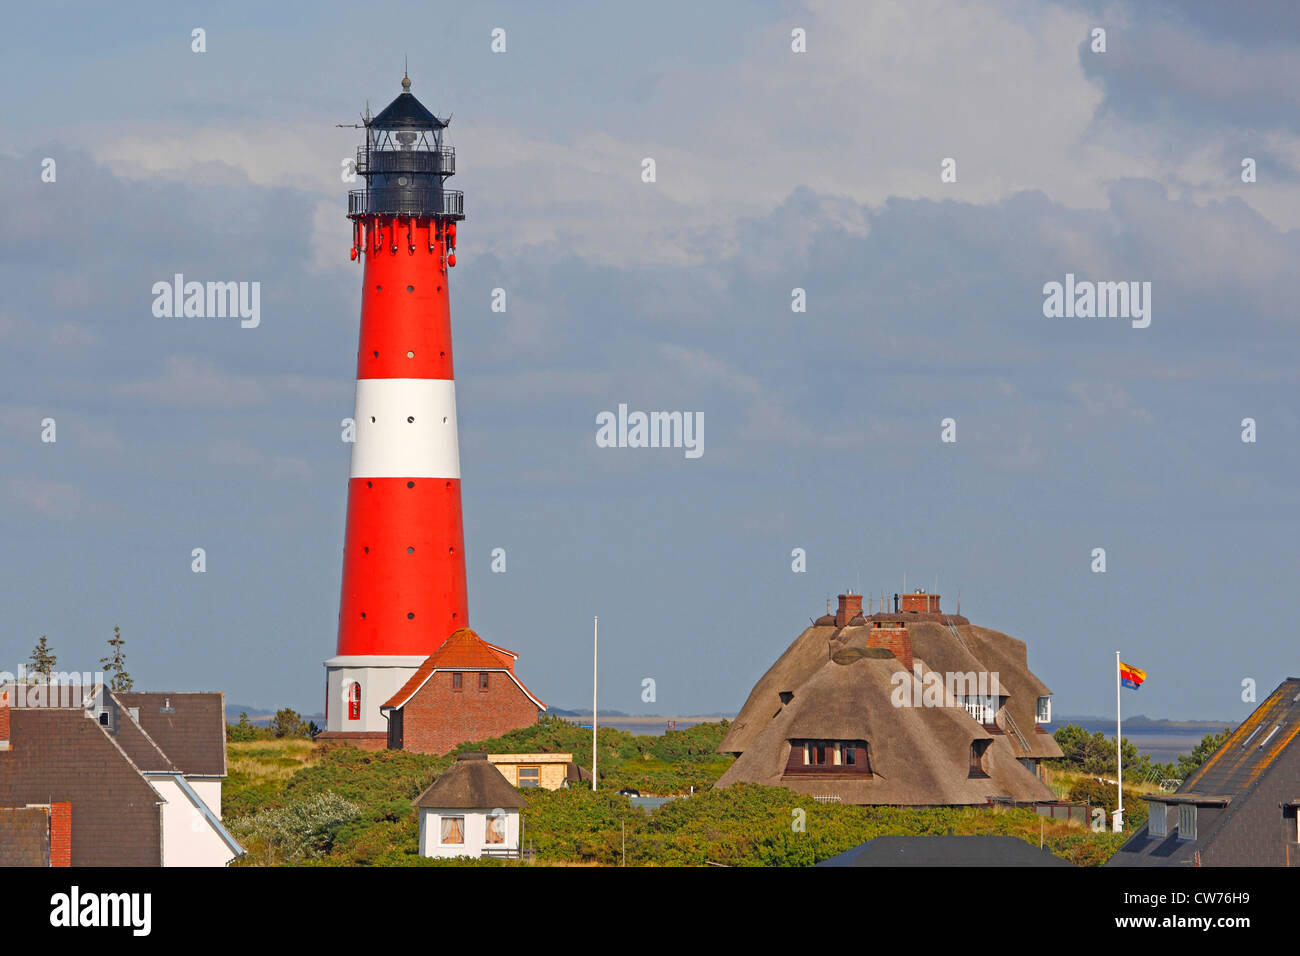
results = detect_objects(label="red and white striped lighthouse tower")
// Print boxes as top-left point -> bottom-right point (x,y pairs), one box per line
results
322,75 -> 469,744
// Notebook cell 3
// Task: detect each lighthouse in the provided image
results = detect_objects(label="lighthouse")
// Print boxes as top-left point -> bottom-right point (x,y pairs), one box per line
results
321,75 -> 469,745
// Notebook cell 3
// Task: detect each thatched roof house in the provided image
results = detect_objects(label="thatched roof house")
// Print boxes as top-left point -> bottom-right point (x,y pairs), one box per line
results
715,591 -> 1063,806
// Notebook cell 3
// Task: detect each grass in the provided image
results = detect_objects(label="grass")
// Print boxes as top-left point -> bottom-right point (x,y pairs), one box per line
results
224,739 -> 321,819
223,728 -> 1130,866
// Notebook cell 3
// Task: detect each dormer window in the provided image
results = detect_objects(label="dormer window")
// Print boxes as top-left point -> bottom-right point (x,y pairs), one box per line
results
785,739 -> 871,777
1149,802 -> 1167,838
969,739 -> 991,778
1178,805 -> 1197,841
1035,696 -> 1051,724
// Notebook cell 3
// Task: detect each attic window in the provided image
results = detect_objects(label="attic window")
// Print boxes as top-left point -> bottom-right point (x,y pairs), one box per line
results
1035,696 -> 1051,724
969,739 -> 992,778
1178,804 -> 1197,841
778,691 -> 793,705
787,739 -> 870,776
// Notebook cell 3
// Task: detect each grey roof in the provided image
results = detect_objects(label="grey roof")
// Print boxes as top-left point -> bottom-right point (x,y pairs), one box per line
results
116,692 -> 227,777
371,90 -> 447,129
817,835 -> 1072,867
0,807 -> 52,866
411,752 -> 529,810
1108,677 -> 1300,867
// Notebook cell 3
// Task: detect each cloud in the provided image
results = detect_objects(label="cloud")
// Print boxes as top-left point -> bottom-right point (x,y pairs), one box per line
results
9,478 -> 84,518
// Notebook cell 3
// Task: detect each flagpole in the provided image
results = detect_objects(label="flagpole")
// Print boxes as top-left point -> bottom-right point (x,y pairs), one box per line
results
1115,650 -> 1123,832
592,616 -> 598,792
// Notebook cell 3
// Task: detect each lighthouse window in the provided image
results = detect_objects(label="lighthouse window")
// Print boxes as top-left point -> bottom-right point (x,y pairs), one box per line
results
347,682 -> 361,721
407,416 -> 415,423
407,285 -> 414,292
407,481 -> 415,488
370,416 -> 376,423
407,351 -> 414,358
364,546 -> 369,553
407,546 -> 414,554
407,612 -> 415,620
373,350 -> 379,358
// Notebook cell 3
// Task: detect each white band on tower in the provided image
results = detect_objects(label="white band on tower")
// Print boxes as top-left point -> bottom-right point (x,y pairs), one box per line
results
350,378 -> 461,479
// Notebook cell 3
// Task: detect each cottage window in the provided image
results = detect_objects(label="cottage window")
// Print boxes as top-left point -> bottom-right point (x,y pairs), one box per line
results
1149,802 -> 1167,838
1035,696 -> 1051,724
1178,805 -> 1197,841
440,815 -> 465,845
479,672 -> 490,690
518,766 -> 540,788
452,673 -> 463,690
844,745 -> 856,766
485,814 -> 506,845
347,681 -> 361,721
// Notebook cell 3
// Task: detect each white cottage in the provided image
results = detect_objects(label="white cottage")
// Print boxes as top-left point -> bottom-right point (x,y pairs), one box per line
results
412,752 -> 529,859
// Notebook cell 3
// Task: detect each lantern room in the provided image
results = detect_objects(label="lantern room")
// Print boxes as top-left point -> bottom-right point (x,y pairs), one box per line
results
348,74 -> 465,221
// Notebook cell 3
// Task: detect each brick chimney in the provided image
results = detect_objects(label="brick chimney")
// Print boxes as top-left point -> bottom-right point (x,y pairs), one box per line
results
868,622 -> 914,671
835,593 -> 863,628
900,590 -> 941,614
49,803 -> 71,867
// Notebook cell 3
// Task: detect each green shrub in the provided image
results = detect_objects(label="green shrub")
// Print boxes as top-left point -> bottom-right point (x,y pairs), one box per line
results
230,791 -> 362,861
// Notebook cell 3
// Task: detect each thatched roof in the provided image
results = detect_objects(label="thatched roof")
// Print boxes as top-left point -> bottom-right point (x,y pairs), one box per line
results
718,624 -> 840,756
715,654 -> 1054,805
411,752 -> 529,810
715,604 -> 1063,805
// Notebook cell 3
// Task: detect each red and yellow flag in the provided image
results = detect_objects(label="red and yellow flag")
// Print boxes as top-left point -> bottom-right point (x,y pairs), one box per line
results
1119,661 -> 1146,690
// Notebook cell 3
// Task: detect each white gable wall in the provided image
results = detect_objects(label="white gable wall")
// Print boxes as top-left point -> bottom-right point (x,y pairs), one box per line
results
187,778 -> 222,818
417,807 -> 520,858
148,776 -> 239,867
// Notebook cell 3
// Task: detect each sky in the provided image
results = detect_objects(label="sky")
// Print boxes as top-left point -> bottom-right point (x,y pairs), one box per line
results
2,0 -> 1297,722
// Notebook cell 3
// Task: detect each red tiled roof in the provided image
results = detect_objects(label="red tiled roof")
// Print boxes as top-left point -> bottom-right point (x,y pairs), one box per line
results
382,629 -> 545,711
429,629 -> 516,670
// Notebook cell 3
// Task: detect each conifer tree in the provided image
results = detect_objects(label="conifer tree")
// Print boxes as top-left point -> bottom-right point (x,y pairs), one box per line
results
100,625 -> 134,692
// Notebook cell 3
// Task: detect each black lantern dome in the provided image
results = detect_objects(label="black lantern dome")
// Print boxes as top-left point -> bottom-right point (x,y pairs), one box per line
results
348,75 -> 464,221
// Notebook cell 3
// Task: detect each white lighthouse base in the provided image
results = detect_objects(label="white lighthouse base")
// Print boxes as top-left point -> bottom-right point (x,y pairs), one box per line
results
321,655 -> 426,738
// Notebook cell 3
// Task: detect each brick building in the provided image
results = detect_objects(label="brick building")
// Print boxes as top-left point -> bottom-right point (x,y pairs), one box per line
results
381,629 -> 545,754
